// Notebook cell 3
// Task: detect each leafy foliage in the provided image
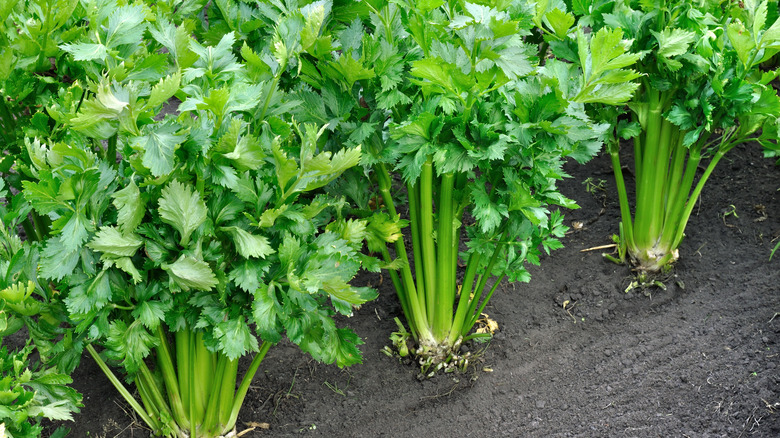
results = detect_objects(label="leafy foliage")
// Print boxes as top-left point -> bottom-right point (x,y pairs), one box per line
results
2,1 -> 385,435
567,0 -> 780,272
287,0 -> 635,367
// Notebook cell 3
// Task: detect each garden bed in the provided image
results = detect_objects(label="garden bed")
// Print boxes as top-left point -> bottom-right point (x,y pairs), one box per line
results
49,142 -> 780,437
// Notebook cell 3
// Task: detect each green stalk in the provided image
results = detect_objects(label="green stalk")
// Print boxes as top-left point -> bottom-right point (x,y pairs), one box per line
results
226,341 -> 273,432
463,239 -> 504,330
257,59 -> 287,122
106,133 -> 118,167
375,164 -> 431,341
663,128 -> 686,225
202,354 -> 227,432
218,358 -> 239,428
0,97 -> 17,134
659,138 -> 703,251
447,251 -> 482,345
20,220 -> 37,244
379,246 -> 412,332
634,96 -> 664,251
190,331 -> 212,428
156,326 -> 187,424
407,181 -> 427,319
419,157 -> 438,329
608,140 -> 635,253
632,119 -> 642,184
135,373 -> 162,430
433,173 -> 455,339
670,149 -> 727,250
86,344 -> 160,432
646,118 -> 675,242
175,330 -> 191,417
137,362 -> 178,431
465,273 -> 506,335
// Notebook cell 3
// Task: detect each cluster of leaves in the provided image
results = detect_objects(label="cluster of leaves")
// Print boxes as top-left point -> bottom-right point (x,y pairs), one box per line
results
305,0 -> 618,279
0,342 -> 81,438
571,0 -> 780,154
272,0 -> 641,363
12,0 -> 387,380
0,178 -> 82,438
595,0 -> 780,270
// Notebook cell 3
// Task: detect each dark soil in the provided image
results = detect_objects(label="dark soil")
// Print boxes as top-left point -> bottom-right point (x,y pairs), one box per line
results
48,143 -> 780,437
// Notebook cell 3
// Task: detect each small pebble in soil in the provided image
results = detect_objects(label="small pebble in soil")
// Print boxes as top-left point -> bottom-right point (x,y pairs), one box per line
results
535,400 -> 546,408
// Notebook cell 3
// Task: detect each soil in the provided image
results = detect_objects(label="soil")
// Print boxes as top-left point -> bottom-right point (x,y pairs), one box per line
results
45,143 -> 780,437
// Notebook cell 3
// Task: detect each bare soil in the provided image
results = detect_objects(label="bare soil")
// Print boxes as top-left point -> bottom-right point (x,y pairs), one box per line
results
48,143 -> 780,437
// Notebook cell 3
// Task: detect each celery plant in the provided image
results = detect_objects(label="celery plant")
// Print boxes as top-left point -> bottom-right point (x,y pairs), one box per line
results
295,0 -> 639,369
3,2 -> 385,436
571,0 -> 780,273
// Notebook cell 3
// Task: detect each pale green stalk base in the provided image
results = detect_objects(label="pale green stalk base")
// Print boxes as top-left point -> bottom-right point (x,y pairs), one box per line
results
87,328 -> 273,438
375,160 -> 506,371
611,88 -> 742,274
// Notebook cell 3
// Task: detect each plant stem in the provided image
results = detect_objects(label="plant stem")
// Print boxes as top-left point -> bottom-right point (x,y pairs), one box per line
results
447,251 -> 481,345
608,139 -> 635,254
86,344 -> 160,432
407,181 -> 427,319
226,341 -> 272,431
0,96 -> 17,135
433,172 -> 455,339
466,273 -> 506,332
463,238 -> 505,334
670,149 -> 726,250
202,354 -> 227,433
156,326 -> 187,424
218,357 -> 238,429
634,96 -> 663,251
375,164 -> 430,341
106,133 -> 118,167
175,329 -> 191,426
419,157 -> 437,328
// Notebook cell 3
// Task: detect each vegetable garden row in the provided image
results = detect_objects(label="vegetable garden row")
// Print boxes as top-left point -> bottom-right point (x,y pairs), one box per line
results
1,0 -> 778,436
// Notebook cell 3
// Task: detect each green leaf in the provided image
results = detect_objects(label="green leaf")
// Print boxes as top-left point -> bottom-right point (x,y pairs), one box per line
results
27,399 -> 79,421
652,28 -> 696,59
574,27 -> 641,105
38,239 -> 80,281
271,139 -> 299,192
135,123 -> 186,177
215,317 -> 258,360
22,177 -> 67,215
87,227 -> 143,257
330,327 -> 364,367
58,212 -> 90,252
229,260 -> 263,292
222,133 -> 265,171
158,180 -> 207,246
326,54 -> 375,90
728,21 -> 757,67
300,1 -> 328,51
60,43 -> 108,61
162,255 -> 218,291
299,145 -> 362,192
545,8 -> 575,39
146,72 -> 181,109
112,180 -> 145,235
252,283 -> 282,343
224,227 -> 275,259
761,15 -> 780,47
105,4 -> 148,48
112,257 -> 143,283
589,27 -> 643,77
132,301 -> 168,330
